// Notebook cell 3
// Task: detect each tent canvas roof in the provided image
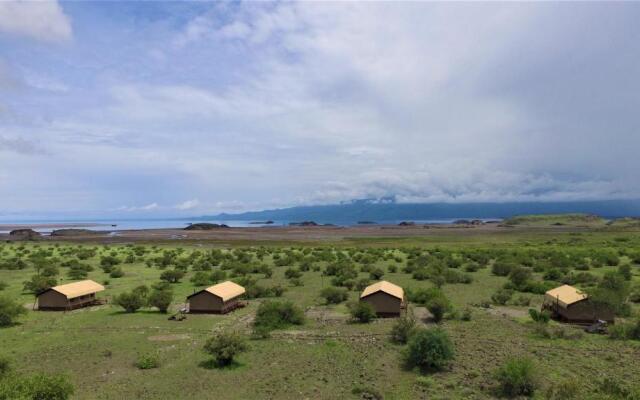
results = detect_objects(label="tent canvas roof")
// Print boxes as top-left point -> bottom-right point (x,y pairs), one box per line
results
49,280 -> 105,299
199,281 -> 246,302
360,280 -> 404,300
544,284 -> 587,308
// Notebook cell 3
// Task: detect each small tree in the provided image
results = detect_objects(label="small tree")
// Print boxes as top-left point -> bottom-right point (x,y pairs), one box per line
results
320,287 -> 349,304
160,269 -> 185,283
284,268 -> 302,279
203,331 -> 248,367
494,357 -> 537,397
528,309 -> 550,324
23,275 -> 56,295
148,288 -> 173,313
114,291 -> 145,313
390,315 -> 417,344
370,267 -> 385,280
253,300 -> 304,337
0,296 -> 27,327
426,296 -> 450,323
348,301 -> 376,323
491,288 -> 514,305
190,271 -> 210,286
405,328 -> 454,371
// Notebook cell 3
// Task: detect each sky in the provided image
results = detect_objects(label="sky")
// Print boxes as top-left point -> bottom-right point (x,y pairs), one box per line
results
0,1 -> 639,219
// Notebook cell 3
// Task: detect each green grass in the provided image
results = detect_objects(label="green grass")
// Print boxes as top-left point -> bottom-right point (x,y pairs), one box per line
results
1,227 -> 640,399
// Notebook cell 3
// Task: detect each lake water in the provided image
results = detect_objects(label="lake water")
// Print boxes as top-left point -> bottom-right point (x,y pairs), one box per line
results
0,218 -> 501,234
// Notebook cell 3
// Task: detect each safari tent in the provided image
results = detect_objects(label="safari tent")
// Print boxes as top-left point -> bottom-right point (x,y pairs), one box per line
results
542,284 -> 614,323
360,280 -> 405,317
187,281 -> 246,314
37,280 -> 105,311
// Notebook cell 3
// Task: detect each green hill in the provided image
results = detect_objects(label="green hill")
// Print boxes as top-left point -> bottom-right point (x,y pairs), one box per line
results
502,213 -> 607,227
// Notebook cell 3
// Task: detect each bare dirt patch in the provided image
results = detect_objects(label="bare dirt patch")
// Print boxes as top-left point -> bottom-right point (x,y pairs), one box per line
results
148,334 -> 190,342
485,306 -> 528,319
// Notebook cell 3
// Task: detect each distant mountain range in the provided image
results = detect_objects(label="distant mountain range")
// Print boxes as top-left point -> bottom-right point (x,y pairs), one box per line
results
198,199 -> 640,223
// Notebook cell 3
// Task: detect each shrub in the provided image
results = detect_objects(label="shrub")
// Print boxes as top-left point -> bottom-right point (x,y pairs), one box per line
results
492,261 -> 514,277
0,296 -> 26,327
25,373 -> 75,400
348,301 -> 376,323
491,288 -> 513,305
135,353 -> 160,369
190,271 -> 210,286
405,328 -> 455,372
284,268 -> 302,279
545,379 -> 580,399
494,357 -> 537,397
253,300 -> 304,336
209,270 -> 226,283
390,315 -> 417,344
618,263 -> 632,281
114,291 -> 145,313
203,331 -> 248,367
148,288 -> 173,313
528,309 -> 550,324
0,281 -> 6,291
0,356 -> 10,378
160,269 -> 185,283
508,266 -> 533,289
512,295 -> 531,306
369,267 -> 385,280
426,296 -> 451,323
109,267 -> 124,278
388,265 -> 398,273
608,319 -> 640,341
460,307 -> 473,321
22,275 -> 57,295
320,287 -> 349,304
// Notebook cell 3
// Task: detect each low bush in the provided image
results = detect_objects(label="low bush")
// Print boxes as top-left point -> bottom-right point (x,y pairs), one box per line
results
0,356 -> 10,378
148,288 -> 173,313
320,287 -> 349,304
203,331 -> 248,367
135,353 -> 160,370
405,328 -> 455,372
114,291 -> 145,313
0,281 -> 6,291
494,357 -> 537,397
160,269 -> 185,283
253,300 -> 304,337
491,288 -> 513,305
390,315 -> 417,344
0,296 -> 26,327
109,267 -> 124,278
608,319 -> 640,341
544,379 -> 580,399
528,309 -> 550,324
348,301 -> 376,323
426,296 -> 451,323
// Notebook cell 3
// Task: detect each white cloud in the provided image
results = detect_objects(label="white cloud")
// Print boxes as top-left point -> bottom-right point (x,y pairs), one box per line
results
175,199 -> 200,210
1,2 -> 639,216
115,203 -> 159,212
0,0 -> 72,43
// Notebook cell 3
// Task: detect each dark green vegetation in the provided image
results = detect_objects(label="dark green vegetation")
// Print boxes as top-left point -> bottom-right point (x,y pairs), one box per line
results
0,223 -> 640,399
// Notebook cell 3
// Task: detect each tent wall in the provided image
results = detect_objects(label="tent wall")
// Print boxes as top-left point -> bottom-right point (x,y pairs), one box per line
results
361,292 -> 402,316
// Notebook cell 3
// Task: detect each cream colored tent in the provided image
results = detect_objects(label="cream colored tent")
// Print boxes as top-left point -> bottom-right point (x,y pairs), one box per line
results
187,281 -> 246,314
542,284 -> 614,323
37,280 -> 105,311
360,281 -> 405,317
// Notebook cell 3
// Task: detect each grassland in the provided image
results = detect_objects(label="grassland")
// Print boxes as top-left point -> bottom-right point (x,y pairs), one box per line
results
1,224 -> 640,399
